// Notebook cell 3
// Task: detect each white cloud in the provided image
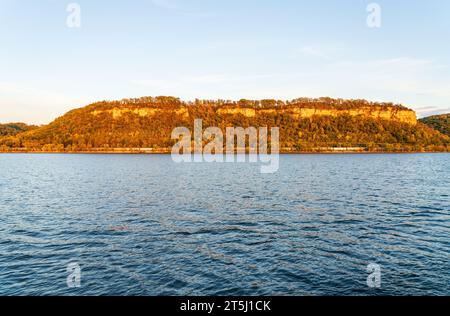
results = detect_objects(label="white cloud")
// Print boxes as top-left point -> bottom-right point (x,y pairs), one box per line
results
297,46 -> 331,60
132,73 -> 313,90
132,79 -> 180,90
151,0 -> 180,10
150,0 -> 213,17
331,58 -> 450,97
415,106 -> 450,118
130,57 -> 450,114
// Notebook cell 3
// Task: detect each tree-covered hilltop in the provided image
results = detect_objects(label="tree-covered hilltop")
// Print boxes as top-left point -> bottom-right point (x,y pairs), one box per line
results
0,96 -> 449,152
420,114 -> 450,137
79,96 -> 410,110
0,123 -> 37,137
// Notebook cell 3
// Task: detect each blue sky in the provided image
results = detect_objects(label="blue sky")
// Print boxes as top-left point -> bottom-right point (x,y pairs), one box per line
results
1,0 -> 450,124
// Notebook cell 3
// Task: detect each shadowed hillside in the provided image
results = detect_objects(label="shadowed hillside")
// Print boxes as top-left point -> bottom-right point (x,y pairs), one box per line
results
0,123 -> 37,137
0,96 -> 449,152
420,114 -> 450,137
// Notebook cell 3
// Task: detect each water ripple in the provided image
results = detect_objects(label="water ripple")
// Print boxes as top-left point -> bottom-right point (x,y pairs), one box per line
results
0,153 -> 449,295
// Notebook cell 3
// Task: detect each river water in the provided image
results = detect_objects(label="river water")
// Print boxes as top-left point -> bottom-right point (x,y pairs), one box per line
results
0,154 -> 448,295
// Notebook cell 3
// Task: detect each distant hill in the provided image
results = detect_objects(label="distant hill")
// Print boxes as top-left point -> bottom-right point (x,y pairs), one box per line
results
420,114 -> 450,137
0,123 -> 37,137
0,96 -> 449,152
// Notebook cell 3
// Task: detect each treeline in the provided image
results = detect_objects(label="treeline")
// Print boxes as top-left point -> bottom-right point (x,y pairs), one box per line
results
84,96 -> 409,111
0,97 -> 448,152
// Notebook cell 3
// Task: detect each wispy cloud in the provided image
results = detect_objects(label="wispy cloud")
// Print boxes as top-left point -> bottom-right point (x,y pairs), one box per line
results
132,73 -> 313,89
334,57 -> 439,73
415,106 -> 443,112
132,79 -> 179,90
297,46 -> 331,60
151,0 -> 180,10
415,106 -> 450,118
130,56 -> 450,114
150,0 -> 213,17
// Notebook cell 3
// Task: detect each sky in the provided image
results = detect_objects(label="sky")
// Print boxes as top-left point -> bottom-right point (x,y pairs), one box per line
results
1,0 -> 450,124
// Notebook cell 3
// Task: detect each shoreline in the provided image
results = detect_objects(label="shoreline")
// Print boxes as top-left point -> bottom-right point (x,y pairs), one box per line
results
0,151 -> 448,155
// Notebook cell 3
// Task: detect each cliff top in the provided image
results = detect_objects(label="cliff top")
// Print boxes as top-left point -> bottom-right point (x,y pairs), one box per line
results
79,96 -> 412,112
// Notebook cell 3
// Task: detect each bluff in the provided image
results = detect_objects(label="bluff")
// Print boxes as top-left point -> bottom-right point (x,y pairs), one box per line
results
0,96 -> 448,152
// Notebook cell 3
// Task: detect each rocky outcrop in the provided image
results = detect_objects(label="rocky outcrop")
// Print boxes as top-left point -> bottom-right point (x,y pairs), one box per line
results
91,107 -> 189,119
217,106 -> 417,124
92,105 -> 417,125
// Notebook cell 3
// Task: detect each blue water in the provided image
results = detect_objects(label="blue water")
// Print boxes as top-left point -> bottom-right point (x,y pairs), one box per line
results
0,154 -> 449,296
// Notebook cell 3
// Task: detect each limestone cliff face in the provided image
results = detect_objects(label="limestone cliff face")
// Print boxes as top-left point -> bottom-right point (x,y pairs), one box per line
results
91,105 -> 417,125
216,107 -> 417,124
91,107 -> 189,119
285,107 -> 417,124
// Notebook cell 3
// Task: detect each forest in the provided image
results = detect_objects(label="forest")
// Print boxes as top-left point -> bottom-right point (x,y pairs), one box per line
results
0,123 -> 37,137
420,114 -> 450,138
0,97 -> 449,153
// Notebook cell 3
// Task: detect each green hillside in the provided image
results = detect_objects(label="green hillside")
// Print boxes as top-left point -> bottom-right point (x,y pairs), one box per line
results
0,123 -> 37,137
420,114 -> 450,137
